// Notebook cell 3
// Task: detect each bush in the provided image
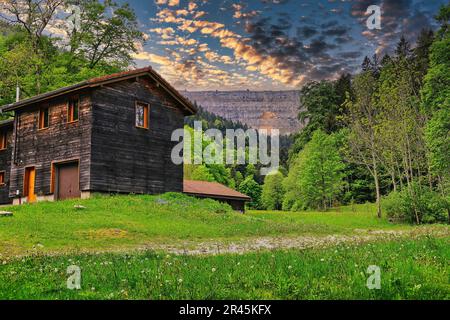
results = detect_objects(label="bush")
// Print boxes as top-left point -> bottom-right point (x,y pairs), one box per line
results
383,185 -> 449,224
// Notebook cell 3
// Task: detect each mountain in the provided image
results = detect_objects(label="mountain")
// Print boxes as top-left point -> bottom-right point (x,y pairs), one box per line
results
182,90 -> 304,135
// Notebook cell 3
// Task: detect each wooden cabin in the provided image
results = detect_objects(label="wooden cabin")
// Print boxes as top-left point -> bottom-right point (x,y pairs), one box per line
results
183,180 -> 251,213
0,67 -> 196,205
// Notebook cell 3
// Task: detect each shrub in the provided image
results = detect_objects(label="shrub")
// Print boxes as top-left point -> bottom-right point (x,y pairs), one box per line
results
383,185 -> 449,224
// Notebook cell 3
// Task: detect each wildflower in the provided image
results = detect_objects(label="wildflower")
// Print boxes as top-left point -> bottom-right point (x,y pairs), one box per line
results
178,279 -> 183,283
320,259 -> 325,262
288,266 -> 293,270
91,287 -> 96,291
212,268 -> 217,272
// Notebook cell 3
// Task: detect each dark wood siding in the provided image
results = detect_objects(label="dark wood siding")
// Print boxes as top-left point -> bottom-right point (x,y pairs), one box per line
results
8,93 -> 92,199
0,124 -> 13,204
89,77 -> 184,194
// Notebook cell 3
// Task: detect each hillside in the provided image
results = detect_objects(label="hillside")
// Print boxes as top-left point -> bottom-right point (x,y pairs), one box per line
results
182,90 -> 305,135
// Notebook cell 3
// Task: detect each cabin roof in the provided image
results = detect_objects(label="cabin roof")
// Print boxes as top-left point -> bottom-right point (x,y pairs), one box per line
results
183,180 -> 251,201
0,67 -> 197,115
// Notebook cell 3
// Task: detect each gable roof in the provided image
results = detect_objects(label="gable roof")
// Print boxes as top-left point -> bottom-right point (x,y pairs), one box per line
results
184,180 -> 251,201
0,67 -> 197,115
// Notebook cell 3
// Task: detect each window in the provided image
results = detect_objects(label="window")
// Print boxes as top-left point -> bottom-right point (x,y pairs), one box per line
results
68,97 -> 79,123
39,107 -> 49,129
0,131 -> 7,150
135,102 -> 149,129
0,172 -> 5,186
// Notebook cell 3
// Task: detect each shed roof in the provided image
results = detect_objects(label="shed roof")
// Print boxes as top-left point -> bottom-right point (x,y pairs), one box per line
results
0,67 -> 197,115
184,180 -> 251,201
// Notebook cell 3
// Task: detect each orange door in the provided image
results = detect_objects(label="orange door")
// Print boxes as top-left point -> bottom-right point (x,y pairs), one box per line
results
24,167 -> 37,203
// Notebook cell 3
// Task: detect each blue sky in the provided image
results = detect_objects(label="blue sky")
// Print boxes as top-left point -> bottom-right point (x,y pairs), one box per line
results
123,0 -> 446,91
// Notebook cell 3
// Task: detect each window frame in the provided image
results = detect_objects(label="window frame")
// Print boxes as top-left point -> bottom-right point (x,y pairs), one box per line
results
67,96 -> 80,124
0,171 -> 5,186
39,106 -> 50,130
135,101 -> 150,130
0,131 -> 7,151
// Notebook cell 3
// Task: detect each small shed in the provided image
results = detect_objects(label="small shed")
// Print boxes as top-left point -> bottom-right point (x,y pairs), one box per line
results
183,180 -> 251,213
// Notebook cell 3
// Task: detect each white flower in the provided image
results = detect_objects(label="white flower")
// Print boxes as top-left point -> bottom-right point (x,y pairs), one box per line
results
211,268 -> 217,272
288,266 -> 293,270
178,278 -> 183,283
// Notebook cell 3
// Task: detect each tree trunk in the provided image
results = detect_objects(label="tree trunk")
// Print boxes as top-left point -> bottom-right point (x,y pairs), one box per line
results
372,153 -> 382,219
391,172 -> 397,192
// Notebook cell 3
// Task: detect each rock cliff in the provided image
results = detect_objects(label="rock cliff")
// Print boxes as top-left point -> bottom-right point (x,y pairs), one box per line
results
182,90 -> 304,135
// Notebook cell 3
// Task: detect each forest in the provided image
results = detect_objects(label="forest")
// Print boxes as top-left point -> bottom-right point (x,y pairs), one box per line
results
272,5 -> 449,225
0,1 -> 448,225
186,4 -> 449,225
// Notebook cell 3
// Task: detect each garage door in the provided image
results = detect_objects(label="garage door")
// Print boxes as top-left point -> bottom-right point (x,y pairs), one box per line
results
57,162 -> 81,200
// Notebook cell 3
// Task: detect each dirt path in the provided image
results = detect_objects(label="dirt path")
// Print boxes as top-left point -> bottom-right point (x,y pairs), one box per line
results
138,226 -> 449,256
2,226 -> 448,260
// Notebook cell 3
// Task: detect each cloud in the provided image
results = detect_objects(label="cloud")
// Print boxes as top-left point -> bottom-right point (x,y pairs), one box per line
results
351,0 -> 433,55
155,0 -> 180,7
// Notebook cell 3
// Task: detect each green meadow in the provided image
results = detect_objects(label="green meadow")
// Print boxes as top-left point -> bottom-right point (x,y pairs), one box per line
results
0,194 -> 442,258
0,238 -> 448,300
0,194 -> 448,300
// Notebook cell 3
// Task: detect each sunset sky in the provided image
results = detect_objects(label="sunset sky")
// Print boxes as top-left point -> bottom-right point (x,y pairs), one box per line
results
75,0 -> 450,90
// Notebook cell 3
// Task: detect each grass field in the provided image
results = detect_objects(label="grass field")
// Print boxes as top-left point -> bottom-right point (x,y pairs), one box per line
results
0,193 -> 442,258
0,193 -> 448,300
0,237 -> 448,300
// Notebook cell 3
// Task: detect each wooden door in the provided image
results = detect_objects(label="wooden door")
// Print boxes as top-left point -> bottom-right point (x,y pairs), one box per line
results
57,162 -> 81,200
24,167 -> 36,203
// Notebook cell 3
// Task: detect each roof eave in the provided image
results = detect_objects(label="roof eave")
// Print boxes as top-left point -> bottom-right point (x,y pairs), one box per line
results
184,192 -> 251,202
1,69 -> 197,115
